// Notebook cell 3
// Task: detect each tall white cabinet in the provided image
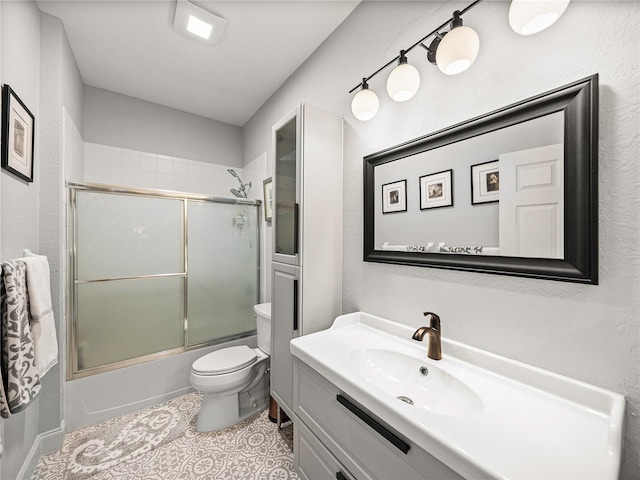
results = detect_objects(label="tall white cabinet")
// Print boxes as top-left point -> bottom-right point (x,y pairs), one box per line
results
270,104 -> 343,419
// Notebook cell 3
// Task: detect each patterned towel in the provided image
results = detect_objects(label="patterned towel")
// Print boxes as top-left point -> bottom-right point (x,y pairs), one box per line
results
0,261 -> 41,417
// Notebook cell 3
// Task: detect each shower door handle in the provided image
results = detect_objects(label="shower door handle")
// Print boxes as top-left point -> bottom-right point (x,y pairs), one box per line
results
293,279 -> 299,331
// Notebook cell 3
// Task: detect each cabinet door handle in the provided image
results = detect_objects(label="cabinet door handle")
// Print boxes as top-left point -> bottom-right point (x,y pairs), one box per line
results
293,279 -> 299,331
294,203 -> 300,255
336,472 -> 348,480
336,394 -> 410,454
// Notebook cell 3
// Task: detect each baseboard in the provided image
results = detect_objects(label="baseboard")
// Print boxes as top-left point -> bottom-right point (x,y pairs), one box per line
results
15,423 -> 64,480
41,420 -> 65,454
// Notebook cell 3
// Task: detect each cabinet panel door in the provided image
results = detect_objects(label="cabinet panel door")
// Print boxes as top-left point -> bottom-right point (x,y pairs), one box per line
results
297,421 -> 359,480
271,262 -> 301,417
273,106 -> 301,266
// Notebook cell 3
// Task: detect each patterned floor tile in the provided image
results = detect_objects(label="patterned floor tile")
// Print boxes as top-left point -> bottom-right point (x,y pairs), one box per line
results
33,393 -> 297,480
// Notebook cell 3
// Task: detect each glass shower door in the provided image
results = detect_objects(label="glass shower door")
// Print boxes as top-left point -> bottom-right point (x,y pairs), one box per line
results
187,201 -> 259,346
71,185 -> 261,378
75,191 -> 185,371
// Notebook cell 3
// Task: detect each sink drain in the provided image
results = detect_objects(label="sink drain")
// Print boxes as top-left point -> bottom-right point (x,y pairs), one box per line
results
397,395 -> 414,405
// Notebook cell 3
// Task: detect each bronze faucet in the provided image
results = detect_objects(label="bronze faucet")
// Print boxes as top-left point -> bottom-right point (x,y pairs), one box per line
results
412,312 -> 442,361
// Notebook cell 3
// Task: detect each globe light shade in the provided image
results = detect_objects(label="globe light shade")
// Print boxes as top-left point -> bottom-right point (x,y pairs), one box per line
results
351,87 -> 379,121
509,0 -> 570,36
435,26 -> 480,75
386,62 -> 421,102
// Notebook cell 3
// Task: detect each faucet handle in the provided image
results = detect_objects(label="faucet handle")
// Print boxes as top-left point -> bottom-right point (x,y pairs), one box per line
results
423,311 -> 440,330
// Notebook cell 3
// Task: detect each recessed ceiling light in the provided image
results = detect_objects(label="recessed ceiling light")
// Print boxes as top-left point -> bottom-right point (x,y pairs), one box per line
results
187,15 -> 213,39
174,0 -> 226,45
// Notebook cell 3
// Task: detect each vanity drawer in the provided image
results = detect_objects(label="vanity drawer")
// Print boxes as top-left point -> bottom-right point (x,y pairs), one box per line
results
297,420 -> 357,480
295,361 -> 462,480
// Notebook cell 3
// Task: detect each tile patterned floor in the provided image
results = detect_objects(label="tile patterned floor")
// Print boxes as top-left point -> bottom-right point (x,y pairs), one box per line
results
34,393 -> 298,480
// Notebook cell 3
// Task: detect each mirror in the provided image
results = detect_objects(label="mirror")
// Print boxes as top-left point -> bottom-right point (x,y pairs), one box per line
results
363,75 -> 598,284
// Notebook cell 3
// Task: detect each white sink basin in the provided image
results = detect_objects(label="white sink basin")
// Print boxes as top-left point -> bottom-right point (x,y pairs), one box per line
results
290,312 -> 625,480
350,348 -> 483,416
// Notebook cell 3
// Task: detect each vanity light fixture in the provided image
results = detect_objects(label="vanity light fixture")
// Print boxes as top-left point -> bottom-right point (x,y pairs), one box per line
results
349,0 -> 482,121
174,0 -> 227,45
351,79 -> 380,121
432,11 -> 480,75
386,50 -> 421,102
509,0 -> 571,36
349,0 -> 572,121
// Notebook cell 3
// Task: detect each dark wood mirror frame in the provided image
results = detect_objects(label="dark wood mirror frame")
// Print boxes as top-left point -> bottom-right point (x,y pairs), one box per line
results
363,75 -> 598,284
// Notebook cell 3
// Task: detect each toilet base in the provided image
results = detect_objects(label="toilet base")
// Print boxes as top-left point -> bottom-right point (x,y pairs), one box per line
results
196,393 -> 238,432
195,368 -> 270,433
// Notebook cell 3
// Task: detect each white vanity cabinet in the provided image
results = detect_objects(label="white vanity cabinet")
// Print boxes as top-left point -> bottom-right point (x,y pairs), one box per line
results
293,360 -> 463,480
290,312 -> 626,480
270,104 -> 343,419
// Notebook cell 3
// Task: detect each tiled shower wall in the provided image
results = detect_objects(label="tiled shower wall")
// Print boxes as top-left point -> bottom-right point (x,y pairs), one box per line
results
84,142 -> 241,196
82,142 -> 271,302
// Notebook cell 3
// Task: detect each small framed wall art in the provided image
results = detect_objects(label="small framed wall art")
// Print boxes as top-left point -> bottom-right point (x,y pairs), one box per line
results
263,177 -> 273,221
419,169 -> 453,210
471,160 -> 499,205
382,179 -> 407,214
1,85 -> 35,182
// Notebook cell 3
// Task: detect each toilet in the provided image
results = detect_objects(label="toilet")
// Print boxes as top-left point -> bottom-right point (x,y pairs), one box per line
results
190,303 -> 271,432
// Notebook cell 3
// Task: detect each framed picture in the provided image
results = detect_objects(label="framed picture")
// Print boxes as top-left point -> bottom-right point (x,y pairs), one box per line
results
382,179 -> 407,214
471,160 -> 499,205
1,85 -> 35,182
419,169 -> 453,210
263,177 -> 273,221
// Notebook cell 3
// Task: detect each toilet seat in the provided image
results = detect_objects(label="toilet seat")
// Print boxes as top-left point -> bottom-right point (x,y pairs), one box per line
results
192,345 -> 258,376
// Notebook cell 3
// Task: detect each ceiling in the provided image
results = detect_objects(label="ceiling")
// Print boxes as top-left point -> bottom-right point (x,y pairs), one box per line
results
36,0 -> 360,126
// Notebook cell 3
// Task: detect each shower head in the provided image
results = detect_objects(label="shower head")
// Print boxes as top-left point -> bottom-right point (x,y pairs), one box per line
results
227,169 -> 251,198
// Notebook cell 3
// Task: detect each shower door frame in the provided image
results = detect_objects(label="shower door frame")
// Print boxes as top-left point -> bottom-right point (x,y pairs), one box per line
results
67,181 -> 261,380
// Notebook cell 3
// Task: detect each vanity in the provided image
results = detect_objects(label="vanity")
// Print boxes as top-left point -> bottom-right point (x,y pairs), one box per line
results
290,312 -> 625,479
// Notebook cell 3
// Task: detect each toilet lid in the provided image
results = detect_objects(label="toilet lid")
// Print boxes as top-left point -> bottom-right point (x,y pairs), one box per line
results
192,345 -> 258,375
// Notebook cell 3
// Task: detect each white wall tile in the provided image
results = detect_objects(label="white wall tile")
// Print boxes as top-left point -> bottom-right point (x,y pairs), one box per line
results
120,150 -> 140,171
119,169 -> 140,187
84,163 -> 100,183
139,153 -> 157,172
173,176 -> 190,192
173,159 -> 190,176
84,142 -> 100,163
157,157 -> 174,175
157,173 -> 174,190
100,145 -> 121,166
139,171 -> 157,188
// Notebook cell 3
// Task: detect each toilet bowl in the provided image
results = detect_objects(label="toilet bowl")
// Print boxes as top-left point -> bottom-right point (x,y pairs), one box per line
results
190,303 -> 271,432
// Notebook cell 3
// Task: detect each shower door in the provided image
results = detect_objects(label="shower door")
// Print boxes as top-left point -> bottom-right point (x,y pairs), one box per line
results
187,201 -> 259,346
70,183 -> 260,379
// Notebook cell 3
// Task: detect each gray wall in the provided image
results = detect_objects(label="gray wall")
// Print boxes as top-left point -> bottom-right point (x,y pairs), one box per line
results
1,3 -> 83,478
1,2 -> 42,479
39,11 -> 83,438
243,1 -> 640,478
83,86 -> 244,167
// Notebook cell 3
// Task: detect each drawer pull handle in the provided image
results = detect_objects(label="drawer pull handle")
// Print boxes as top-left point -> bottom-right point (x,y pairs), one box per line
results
336,472 -> 348,480
336,394 -> 411,454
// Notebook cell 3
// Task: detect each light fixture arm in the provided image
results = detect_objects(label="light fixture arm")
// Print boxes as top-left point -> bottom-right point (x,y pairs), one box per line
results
348,0 -> 483,94
451,10 -> 464,29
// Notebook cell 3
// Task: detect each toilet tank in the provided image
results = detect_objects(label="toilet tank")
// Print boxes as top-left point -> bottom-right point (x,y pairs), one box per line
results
254,303 -> 271,355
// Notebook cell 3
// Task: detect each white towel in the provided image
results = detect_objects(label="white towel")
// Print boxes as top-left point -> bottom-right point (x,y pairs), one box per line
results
21,254 -> 58,377
1,261 -> 41,415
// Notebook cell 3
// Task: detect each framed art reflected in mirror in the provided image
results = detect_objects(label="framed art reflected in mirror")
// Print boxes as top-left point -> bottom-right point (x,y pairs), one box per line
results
363,75 -> 598,284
